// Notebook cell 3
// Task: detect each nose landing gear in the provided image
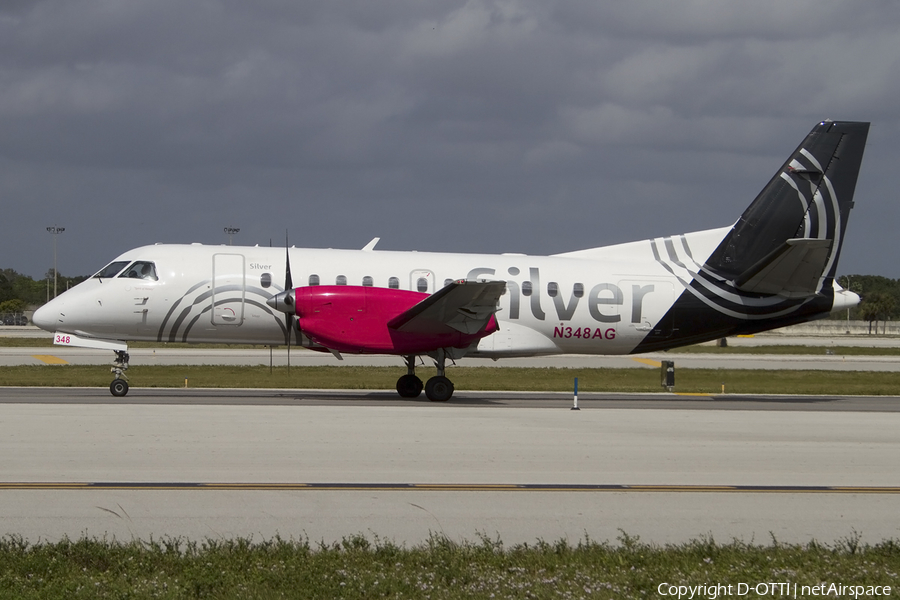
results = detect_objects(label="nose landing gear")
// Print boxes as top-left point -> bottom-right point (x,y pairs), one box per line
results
109,350 -> 130,397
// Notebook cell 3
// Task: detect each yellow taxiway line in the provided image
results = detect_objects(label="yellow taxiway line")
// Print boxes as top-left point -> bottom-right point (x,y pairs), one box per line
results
31,355 -> 69,365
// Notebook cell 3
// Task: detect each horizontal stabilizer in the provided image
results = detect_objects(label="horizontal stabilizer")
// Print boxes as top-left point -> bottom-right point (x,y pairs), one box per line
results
733,238 -> 833,297
388,280 -> 506,335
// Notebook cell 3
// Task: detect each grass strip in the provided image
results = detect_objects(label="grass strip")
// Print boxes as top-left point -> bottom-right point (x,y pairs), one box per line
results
3,365 -> 900,395
0,533 -> 896,599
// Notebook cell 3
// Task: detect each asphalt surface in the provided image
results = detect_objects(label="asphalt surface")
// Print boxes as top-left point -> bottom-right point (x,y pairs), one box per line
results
1,386 -> 899,546
4,327 -> 900,546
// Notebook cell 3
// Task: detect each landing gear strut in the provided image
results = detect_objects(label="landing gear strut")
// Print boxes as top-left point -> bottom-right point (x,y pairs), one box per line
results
396,355 -> 424,398
425,348 -> 454,402
109,350 -> 130,397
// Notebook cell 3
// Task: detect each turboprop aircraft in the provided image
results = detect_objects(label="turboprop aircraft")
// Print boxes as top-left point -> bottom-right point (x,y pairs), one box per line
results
32,120 -> 868,400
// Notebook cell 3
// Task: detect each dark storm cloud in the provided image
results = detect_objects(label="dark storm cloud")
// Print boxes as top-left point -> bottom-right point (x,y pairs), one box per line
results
1,0 -> 899,280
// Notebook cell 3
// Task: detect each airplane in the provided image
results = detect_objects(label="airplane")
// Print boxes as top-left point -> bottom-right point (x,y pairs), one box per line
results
32,120 -> 868,401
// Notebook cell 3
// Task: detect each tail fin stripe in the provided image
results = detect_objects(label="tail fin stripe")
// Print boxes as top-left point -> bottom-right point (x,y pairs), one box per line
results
692,271 -> 790,308
799,148 -> 824,171
653,238 -> 792,309
784,145 -> 843,289
818,174 -> 842,288
685,279 -> 809,320
678,235 -> 696,261
814,187 -> 831,240
664,237 -> 690,271
780,172 -> 814,237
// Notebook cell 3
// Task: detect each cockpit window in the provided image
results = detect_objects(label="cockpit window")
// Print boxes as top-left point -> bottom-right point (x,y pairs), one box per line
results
118,261 -> 158,281
93,261 -> 130,279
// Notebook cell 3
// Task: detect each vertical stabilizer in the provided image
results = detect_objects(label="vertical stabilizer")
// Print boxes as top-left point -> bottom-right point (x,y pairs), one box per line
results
705,120 -> 869,289
634,121 -> 869,352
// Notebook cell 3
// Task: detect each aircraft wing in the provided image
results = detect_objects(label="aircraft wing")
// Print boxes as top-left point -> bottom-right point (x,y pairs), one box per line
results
388,280 -> 506,335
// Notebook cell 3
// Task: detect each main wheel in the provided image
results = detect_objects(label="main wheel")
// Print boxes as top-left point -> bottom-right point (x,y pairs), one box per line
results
110,379 -> 129,397
396,374 -> 424,398
424,376 -> 454,402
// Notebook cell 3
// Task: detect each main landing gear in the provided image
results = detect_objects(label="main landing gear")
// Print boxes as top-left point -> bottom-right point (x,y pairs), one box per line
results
395,351 -> 455,402
109,350 -> 130,397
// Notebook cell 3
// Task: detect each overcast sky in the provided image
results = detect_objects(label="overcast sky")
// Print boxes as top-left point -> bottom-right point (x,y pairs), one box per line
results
2,0 -> 899,280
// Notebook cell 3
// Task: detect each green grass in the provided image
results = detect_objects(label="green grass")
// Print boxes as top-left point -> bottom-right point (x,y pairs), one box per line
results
4,364 -> 900,395
0,533 -> 897,599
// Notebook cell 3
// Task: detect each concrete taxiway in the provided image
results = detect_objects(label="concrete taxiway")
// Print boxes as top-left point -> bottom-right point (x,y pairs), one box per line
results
1,387 -> 899,546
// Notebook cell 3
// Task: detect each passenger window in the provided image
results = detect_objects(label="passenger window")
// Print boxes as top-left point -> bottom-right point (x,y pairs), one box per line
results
119,261 -> 158,281
309,274 -> 320,286
521,281 -> 533,296
93,261 -> 129,279
443,279 -> 454,287
416,278 -> 428,293
547,282 -> 559,298
573,283 -> 584,298
362,276 -> 374,287
388,277 -> 400,289
336,275 -> 347,285
260,273 -> 272,289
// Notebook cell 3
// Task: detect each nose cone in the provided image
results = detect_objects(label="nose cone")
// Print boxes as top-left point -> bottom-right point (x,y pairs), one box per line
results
266,290 -> 296,314
32,300 -> 62,332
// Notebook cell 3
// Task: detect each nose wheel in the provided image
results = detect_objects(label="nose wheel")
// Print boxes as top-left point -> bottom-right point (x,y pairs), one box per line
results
109,350 -> 130,397
110,378 -> 129,397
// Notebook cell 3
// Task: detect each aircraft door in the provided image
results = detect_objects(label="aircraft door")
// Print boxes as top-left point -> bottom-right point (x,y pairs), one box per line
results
212,253 -> 245,326
617,280 -> 674,340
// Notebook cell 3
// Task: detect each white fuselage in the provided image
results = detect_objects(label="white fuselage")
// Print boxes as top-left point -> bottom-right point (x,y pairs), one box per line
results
32,225 -> 856,358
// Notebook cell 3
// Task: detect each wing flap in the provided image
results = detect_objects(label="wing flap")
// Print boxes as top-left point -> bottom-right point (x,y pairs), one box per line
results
388,280 -> 506,335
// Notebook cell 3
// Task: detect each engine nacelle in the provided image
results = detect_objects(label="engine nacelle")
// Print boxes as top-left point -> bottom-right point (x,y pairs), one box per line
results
292,286 -> 497,354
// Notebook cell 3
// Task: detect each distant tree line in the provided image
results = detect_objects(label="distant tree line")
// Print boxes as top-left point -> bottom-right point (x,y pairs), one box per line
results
0,268 -> 89,313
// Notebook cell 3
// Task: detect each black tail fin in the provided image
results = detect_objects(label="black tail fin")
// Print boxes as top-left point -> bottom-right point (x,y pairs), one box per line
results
632,121 -> 869,352
704,120 -> 869,294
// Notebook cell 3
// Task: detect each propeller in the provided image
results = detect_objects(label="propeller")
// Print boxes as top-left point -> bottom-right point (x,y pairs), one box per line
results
266,232 -> 298,371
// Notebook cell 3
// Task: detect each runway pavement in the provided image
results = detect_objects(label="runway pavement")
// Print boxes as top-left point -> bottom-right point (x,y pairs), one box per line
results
3,386 -> 900,412
1,387 -> 899,546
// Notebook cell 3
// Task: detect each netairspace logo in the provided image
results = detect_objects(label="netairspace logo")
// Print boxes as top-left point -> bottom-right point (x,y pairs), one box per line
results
657,582 -> 892,599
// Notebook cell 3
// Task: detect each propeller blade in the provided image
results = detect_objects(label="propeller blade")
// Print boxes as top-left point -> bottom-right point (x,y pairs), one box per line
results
284,231 -> 294,371
284,231 -> 293,291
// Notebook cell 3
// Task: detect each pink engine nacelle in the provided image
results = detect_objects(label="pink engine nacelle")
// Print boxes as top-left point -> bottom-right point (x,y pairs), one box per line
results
293,286 -> 498,354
